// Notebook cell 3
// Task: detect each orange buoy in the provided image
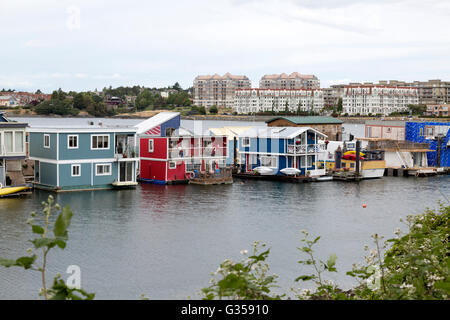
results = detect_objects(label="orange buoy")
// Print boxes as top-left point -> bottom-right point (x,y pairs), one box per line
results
362,204 -> 367,208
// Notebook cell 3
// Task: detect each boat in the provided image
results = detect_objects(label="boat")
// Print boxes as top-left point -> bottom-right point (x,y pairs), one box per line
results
340,150 -> 386,179
0,185 -> 32,197
253,166 -> 276,175
314,176 -> 333,182
280,167 -> 301,176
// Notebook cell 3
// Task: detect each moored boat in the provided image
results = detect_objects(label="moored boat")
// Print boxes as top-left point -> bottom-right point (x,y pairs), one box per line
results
0,185 -> 32,197
280,167 -> 301,176
253,166 -> 276,175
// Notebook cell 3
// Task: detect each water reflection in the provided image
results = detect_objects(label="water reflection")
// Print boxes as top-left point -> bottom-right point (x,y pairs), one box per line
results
0,175 -> 448,299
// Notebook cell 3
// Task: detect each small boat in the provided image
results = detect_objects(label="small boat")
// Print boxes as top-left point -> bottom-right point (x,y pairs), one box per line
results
280,168 -> 301,176
253,166 -> 275,175
315,176 -> 333,182
0,185 -> 31,197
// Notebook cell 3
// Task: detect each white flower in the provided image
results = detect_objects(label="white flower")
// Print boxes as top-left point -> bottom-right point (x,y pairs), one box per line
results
240,249 -> 248,255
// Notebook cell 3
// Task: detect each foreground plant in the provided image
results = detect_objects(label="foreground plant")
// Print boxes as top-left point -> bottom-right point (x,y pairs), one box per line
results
0,195 -> 94,300
201,241 -> 282,300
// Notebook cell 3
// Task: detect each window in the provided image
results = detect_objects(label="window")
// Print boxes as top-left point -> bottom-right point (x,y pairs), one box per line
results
5,132 -> 13,153
307,155 -> 313,167
44,134 -> 50,148
15,131 -> 24,153
95,164 -> 111,176
169,161 -> 176,169
68,135 -> 78,149
242,137 -> 250,147
91,135 -> 109,149
260,155 -> 277,168
71,164 -> 81,177
426,127 -> 434,137
148,139 -> 154,152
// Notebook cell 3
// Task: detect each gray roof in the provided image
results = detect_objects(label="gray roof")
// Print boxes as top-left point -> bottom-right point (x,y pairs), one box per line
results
238,126 -> 327,139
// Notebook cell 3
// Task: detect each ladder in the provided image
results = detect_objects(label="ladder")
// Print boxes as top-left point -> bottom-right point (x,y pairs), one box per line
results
395,141 -> 409,168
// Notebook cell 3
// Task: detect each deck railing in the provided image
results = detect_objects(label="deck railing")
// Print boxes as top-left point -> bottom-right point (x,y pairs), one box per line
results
168,146 -> 227,159
287,144 -> 325,154
115,145 -> 139,159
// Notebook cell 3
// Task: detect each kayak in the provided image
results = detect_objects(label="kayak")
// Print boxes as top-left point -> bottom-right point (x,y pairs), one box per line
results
253,166 -> 275,175
0,186 -> 31,197
280,168 -> 301,176
342,154 -> 365,161
344,150 -> 365,156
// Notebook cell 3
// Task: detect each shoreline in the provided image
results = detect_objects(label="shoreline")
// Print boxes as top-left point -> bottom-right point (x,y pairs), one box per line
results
5,111 -> 449,124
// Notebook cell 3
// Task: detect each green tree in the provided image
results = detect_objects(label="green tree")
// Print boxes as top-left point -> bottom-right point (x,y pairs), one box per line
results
209,105 -> 218,114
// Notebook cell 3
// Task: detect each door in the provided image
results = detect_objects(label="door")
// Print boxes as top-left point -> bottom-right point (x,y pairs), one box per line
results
119,162 -> 134,182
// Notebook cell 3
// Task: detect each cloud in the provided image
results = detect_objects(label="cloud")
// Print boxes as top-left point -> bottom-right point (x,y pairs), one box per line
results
0,0 -> 449,91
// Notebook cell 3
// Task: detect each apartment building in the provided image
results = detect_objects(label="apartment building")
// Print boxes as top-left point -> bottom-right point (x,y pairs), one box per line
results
342,85 -> 419,116
193,73 -> 251,108
233,89 -> 324,114
323,85 -> 345,108
425,104 -> 449,117
259,72 -> 320,90
412,80 -> 450,105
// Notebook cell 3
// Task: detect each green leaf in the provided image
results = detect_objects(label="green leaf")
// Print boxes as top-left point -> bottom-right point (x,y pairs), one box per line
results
295,275 -> 315,282
14,255 -> 37,269
0,257 -> 17,268
30,237 -> 56,249
32,225 -> 44,234
53,206 -> 73,238
434,281 -> 450,294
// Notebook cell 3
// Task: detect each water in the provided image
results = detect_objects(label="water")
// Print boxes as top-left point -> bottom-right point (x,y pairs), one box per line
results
1,176 -> 448,300
1,117 -> 446,299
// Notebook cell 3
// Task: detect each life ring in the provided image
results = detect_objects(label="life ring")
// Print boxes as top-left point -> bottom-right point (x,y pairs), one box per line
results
185,171 -> 195,179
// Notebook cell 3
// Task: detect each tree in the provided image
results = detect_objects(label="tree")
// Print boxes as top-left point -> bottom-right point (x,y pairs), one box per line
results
209,105 -> 218,114
73,93 -> 88,109
172,82 -> 182,91
407,104 -> 426,116
35,89 -> 42,94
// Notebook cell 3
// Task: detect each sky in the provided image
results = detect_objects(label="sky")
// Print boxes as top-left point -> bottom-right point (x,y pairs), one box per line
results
1,0 -> 449,93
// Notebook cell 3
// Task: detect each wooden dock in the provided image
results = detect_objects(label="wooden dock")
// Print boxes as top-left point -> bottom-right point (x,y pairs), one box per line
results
233,173 -> 312,183
331,171 -> 363,181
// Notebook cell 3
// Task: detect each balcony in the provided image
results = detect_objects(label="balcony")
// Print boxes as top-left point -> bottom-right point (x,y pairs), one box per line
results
286,144 -> 325,154
115,145 -> 138,159
168,146 -> 227,159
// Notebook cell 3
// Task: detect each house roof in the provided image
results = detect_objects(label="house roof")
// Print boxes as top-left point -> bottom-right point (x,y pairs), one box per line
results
134,112 -> 180,134
208,126 -> 253,138
266,116 -> 343,125
238,126 -> 327,139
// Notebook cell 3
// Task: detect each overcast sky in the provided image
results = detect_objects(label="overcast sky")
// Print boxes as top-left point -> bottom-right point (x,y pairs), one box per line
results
1,0 -> 449,92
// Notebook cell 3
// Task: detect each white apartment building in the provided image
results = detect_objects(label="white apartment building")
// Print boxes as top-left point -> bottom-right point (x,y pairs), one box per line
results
234,89 -> 324,114
343,86 -> 419,116
193,73 -> 251,108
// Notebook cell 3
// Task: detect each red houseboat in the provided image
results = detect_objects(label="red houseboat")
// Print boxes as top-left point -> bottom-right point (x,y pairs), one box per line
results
137,112 -> 228,184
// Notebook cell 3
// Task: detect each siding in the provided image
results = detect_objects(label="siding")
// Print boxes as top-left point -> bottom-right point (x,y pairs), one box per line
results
59,163 -> 92,187
59,132 -> 114,160
38,162 -> 57,186
30,132 -> 57,159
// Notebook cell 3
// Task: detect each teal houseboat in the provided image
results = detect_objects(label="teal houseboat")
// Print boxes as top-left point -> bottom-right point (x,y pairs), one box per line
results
28,124 -> 139,191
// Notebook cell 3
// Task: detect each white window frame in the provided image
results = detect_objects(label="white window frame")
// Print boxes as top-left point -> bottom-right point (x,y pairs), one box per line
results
71,164 -> 81,177
260,155 -> 278,168
68,135 -> 79,149
168,161 -> 176,169
91,135 -> 110,150
44,134 -> 50,149
149,139 -> 154,152
95,163 -> 112,176
242,137 -> 250,147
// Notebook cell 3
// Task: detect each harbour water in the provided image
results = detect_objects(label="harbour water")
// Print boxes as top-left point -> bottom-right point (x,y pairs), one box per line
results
1,117 -> 448,299
1,176 -> 448,299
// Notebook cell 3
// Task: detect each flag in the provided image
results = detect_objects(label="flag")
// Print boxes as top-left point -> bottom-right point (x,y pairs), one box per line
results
145,125 -> 161,136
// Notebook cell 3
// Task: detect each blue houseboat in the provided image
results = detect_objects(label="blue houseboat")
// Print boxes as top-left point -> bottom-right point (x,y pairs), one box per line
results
405,121 -> 450,168
28,124 -> 139,191
238,126 -> 327,176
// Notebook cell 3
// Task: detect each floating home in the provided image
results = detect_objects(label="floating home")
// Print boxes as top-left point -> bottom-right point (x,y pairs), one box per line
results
359,138 -> 433,176
28,124 -> 139,191
405,121 -> 450,168
208,126 -> 253,166
137,112 -> 229,184
0,114 -> 28,188
237,126 -> 327,177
